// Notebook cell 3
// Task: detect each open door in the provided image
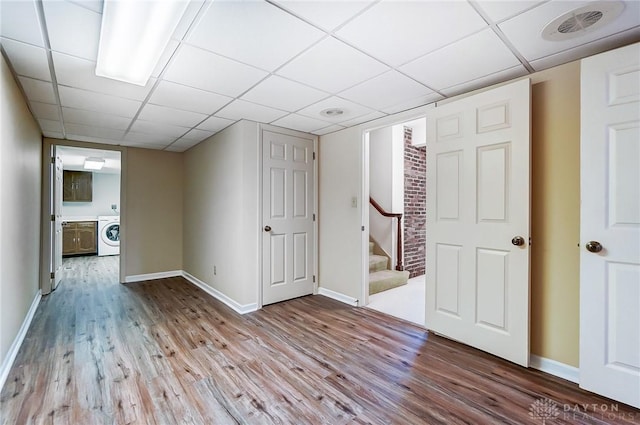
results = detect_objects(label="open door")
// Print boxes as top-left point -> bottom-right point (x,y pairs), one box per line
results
426,79 -> 531,367
53,155 -> 63,290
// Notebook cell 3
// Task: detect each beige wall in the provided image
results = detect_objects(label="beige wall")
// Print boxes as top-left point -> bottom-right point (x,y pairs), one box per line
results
319,61 -> 582,366
183,120 -> 259,307
125,147 -> 183,277
0,55 -> 42,366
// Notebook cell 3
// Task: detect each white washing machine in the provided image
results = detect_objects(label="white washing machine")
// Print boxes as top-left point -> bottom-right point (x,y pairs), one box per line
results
98,215 -> 120,256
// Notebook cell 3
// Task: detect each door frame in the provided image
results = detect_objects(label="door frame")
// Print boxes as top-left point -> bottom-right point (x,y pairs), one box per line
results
40,138 -> 127,294
256,124 -> 318,309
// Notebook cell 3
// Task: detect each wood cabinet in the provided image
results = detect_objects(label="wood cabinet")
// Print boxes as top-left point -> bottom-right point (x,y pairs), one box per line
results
63,171 -> 92,202
63,221 -> 97,256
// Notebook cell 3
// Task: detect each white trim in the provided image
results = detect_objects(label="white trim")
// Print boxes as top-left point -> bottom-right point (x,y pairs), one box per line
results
0,290 -> 41,392
530,355 -> 579,384
317,287 -> 359,306
182,271 -> 258,314
124,270 -> 182,283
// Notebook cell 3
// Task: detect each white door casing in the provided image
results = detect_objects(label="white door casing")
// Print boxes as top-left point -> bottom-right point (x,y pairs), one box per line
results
426,79 -> 531,367
262,130 -> 315,305
54,156 -> 63,289
580,43 -> 640,408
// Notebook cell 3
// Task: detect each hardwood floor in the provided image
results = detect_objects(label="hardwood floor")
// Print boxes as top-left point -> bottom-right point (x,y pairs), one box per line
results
1,257 -> 638,424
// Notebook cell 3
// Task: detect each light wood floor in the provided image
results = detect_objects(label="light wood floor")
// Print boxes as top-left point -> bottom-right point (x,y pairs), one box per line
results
1,256 -> 638,424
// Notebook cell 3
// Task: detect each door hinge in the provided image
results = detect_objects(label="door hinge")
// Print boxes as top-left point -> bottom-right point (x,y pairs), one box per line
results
50,157 -> 56,164
313,275 -> 316,283
51,214 -> 55,221
50,272 -> 55,279
361,226 -> 365,231
313,152 -> 316,160
313,213 -> 316,222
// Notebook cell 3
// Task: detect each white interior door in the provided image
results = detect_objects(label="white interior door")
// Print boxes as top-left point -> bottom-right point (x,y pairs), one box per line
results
262,130 -> 315,305
53,155 -> 63,289
580,43 -> 640,409
426,79 -> 531,367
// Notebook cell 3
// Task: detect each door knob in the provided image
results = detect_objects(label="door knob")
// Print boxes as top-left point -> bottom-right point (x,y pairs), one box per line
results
264,226 -> 272,232
511,236 -> 525,246
586,241 -> 603,253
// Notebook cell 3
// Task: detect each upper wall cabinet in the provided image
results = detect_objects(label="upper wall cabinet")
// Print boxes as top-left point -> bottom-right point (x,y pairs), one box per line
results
63,170 -> 92,202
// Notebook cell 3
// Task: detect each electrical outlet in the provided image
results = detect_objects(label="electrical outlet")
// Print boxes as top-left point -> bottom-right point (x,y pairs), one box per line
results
214,266 -> 217,276
351,196 -> 358,208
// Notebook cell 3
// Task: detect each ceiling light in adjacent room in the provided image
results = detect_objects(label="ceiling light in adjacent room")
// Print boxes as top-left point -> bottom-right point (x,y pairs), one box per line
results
96,0 -> 189,86
84,157 -> 105,170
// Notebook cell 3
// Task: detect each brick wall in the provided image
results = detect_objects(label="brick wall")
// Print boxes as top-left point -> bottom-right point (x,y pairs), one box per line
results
403,127 -> 426,278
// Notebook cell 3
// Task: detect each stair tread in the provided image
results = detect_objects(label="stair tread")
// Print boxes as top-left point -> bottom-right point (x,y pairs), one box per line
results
368,255 -> 388,273
370,269 -> 410,282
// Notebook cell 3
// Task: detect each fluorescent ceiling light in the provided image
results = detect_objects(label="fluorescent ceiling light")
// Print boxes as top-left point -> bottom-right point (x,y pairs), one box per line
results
84,157 -> 105,170
96,0 -> 189,86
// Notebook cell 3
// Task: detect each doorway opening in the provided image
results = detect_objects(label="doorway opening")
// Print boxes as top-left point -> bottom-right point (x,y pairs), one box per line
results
363,117 -> 427,326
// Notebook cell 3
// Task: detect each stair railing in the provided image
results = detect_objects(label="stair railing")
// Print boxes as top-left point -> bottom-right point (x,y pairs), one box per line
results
369,197 -> 403,271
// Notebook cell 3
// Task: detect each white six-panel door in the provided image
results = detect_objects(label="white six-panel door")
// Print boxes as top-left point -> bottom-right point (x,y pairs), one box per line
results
54,155 -> 63,289
580,43 -> 640,408
426,79 -> 531,367
262,130 -> 315,305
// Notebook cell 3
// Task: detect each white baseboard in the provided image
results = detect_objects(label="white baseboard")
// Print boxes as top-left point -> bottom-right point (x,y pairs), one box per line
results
181,271 -> 258,315
530,355 -> 579,384
124,270 -> 182,283
317,287 -> 359,306
0,290 -> 41,392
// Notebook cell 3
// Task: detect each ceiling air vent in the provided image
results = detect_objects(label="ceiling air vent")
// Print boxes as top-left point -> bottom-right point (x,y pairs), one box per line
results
541,1 -> 625,41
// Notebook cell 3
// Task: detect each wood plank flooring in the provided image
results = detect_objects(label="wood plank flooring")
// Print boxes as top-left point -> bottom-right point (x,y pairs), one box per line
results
1,256 -> 638,424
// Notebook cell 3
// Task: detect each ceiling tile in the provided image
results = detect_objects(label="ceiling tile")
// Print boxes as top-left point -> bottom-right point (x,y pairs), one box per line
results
241,75 -> 328,112
151,40 -> 179,78
381,93 -> 444,115
67,1 -> 104,14
474,1 -> 544,23
339,70 -> 434,111
313,124 -> 345,136
197,116 -> 235,132
338,110 -> 386,128
129,120 -> 190,138
336,1 -> 487,66
216,100 -> 288,123
149,80 -> 232,115
43,130 -> 64,139
273,0 -> 376,31
138,103 -> 208,128
499,0 -> 640,62
123,131 -> 175,146
53,52 -> 155,101
58,86 -> 142,117
63,133 -> 122,146
277,37 -> 389,93
400,29 -> 521,91
18,76 -> 56,104
1,38 -> 51,81
42,0 -> 101,60
297,96 -> 375,123
30,101 -> 60,121
38,118 -> 63,133
271,113 -> 332,133
62,107 -> 132,130
65,122 -> 124,140
171,0 -> 205,41
165,138 -> 202,152
181,128 -> 215,141
440,66 -> 529,98
163,44 -> 268,97
164,145 -> 189,152
187,1 -> 323,71
0,1 -> 44,46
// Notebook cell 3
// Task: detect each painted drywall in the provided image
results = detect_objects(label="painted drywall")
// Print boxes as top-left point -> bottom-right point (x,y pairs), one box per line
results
124,148 -> 183,276
319,61 -> 582,366
183,120 -> 259,307
62,172 -> 121,217
0,55 -> 42,366
369,126 -> 395,259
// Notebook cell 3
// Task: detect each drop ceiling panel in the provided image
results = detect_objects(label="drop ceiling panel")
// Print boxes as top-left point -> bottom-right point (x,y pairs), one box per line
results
171,0 -> 206,42
187,1 -> 324,71
197,116 -> 235,132
336,0 -> 487,66
30,101 -> 60,121
62,107 -> 132,130
67,1 -> 103,14
163,44 -> 268,97
216,100 -> 288,123
149,80 -> 232,115
271,113 -> 332,133
53,52 -> 155,101
43,131 -> 64,139
38,118 -> 63,133
241,75 -> 328,112
18,76 -> 56,104
65,122 -> 124,140
313,124 -> 346,135
277,37 -> 389,93
63,133 -> 122,146
400,29 -> 521,91
0,1 -> 44,47
338,110 -> 386,128
129,120 -> 190,138
440,66 -> 529,97
499,0 -> 640,61
381,93 -> 444,115
165,138 -> 201,152
42,0 -> 101,60
138,104 -> 208,128
474,1 -> 545,23
181,128 -> 215,141
58,86 -> 142,117
273,0 -> 376,31
339,70 -> 434,111
1,38 -> 51,81
123,132 -> 175,146
297,96 -> 375,123
152,40 -> 179,78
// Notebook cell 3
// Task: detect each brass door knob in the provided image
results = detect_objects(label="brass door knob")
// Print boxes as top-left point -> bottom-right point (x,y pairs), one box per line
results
511,236 -> 525,246
586,241 -> 603,253
264,226 -> 272,232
